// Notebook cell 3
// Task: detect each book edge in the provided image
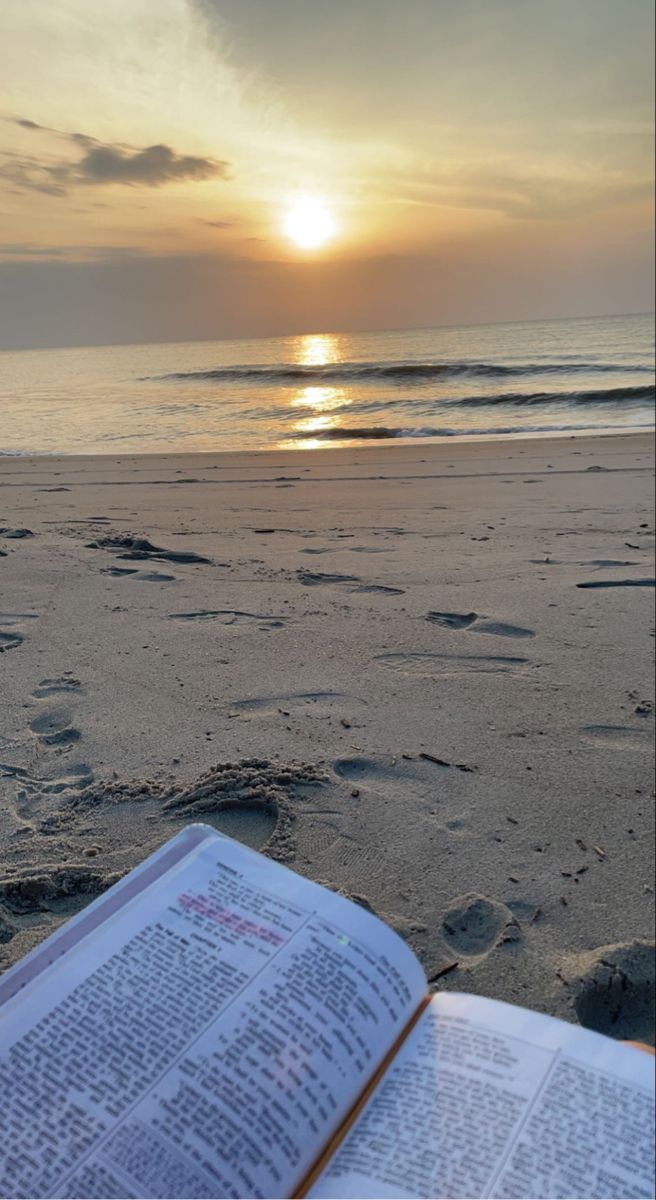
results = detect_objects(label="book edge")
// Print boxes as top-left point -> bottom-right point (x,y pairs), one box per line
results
0,822 -> 219,1008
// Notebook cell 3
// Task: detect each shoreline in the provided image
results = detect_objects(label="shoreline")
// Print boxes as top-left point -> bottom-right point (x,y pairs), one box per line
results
1,431 -> 654,1039
1,424 -> 654,464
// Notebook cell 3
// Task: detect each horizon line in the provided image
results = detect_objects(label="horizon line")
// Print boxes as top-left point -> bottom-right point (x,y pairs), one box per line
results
1,310 -> 653,357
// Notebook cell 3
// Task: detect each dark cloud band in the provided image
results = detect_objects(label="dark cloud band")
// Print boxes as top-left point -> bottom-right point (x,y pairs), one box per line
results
1,119 -> 229,194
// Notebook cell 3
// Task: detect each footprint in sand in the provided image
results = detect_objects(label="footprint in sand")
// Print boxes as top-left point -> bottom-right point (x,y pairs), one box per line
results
441,893 -> 520,956
229,691 -> 367,720
296,570 -> 403,595
576,579 -> 655,589
0,866 -> 118,917
531,558 -> 641,569
334,754 -> 422,789
579,724 -> 653,751
10,761 -> 95,827
566,940 -> 655,1042
32,676 -> 82,698
0,630 -> 24,653
427,612 -> 478,630
376,652 -> 530,677
29,708 -> 81,747
475,620 -> 535,638
586,559 -> 640,569
350,584 -> 405,595
332,752 -> 475,798
36,763 -> 94,796
297,570 -> 361,587
0,613 -> 39,653
427,611 -> 535,638
101,567 -> 176,581
296,819 -> 352,860
170,609 -> 287,628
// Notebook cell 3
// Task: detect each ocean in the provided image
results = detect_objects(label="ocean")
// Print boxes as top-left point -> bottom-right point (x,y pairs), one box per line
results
1,312 -> 653,455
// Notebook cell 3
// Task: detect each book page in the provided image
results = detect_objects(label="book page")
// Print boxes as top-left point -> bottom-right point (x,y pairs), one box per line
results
309,991 -> 655,1200
0,826 -> 426,1200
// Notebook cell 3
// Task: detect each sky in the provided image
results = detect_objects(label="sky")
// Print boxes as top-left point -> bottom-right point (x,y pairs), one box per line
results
0,0 -> 653,349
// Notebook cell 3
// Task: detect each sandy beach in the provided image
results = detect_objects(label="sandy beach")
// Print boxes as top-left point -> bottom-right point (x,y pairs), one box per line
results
1,432 -> 654,1040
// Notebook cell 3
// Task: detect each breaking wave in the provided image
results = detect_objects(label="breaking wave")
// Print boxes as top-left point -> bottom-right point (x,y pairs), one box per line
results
147,360 -> 654,385
291,419 -> 655,442
449,384 -> 654,407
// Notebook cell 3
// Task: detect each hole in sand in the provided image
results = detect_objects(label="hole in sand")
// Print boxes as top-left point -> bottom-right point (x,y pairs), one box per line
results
172,801 -> 278,851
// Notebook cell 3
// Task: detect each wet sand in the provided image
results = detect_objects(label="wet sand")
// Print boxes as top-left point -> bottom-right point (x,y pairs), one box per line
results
1,432 -> 654,1041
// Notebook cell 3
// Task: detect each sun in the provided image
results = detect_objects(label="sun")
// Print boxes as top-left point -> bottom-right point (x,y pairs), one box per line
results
284,196 -> 335,250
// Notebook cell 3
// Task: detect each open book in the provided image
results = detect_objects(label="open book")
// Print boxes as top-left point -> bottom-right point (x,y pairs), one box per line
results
0,825 -> 653,1200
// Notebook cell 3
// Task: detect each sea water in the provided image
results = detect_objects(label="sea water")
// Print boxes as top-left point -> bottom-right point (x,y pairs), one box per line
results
1,312 -> 653,455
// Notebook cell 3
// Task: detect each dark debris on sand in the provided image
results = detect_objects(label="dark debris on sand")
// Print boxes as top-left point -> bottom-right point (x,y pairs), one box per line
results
86,533 -> 210,565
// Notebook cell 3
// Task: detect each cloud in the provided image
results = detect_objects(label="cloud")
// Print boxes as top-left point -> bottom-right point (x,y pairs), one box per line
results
0,120 -> 229,195
0,242 -> 143,262
75,142 -> 225,186
198,218 -> 232,228
0,149 -> 67,195
395,161 -> 655,221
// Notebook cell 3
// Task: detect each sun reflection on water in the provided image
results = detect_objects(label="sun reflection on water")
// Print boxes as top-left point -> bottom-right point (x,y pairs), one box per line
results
290,385 -> 348,411
293,333 -> 343,366
293,412 -> 339,433
279,380 -> 351,449
279,437 -> 325,449
276,334 -> 354,448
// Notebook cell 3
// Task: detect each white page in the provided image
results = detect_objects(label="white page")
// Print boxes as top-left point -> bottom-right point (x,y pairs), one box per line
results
0,826 -> 426,1200
309,991 -> 655,1200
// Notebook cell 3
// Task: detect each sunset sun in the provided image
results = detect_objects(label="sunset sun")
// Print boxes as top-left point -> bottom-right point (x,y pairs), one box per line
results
284,196 -> 335,249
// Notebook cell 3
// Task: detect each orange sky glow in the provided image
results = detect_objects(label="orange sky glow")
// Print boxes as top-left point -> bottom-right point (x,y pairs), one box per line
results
0,0 -> 653,347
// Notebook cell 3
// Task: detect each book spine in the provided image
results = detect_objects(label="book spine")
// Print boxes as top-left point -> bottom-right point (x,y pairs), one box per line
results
293,994 -> 431,1199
